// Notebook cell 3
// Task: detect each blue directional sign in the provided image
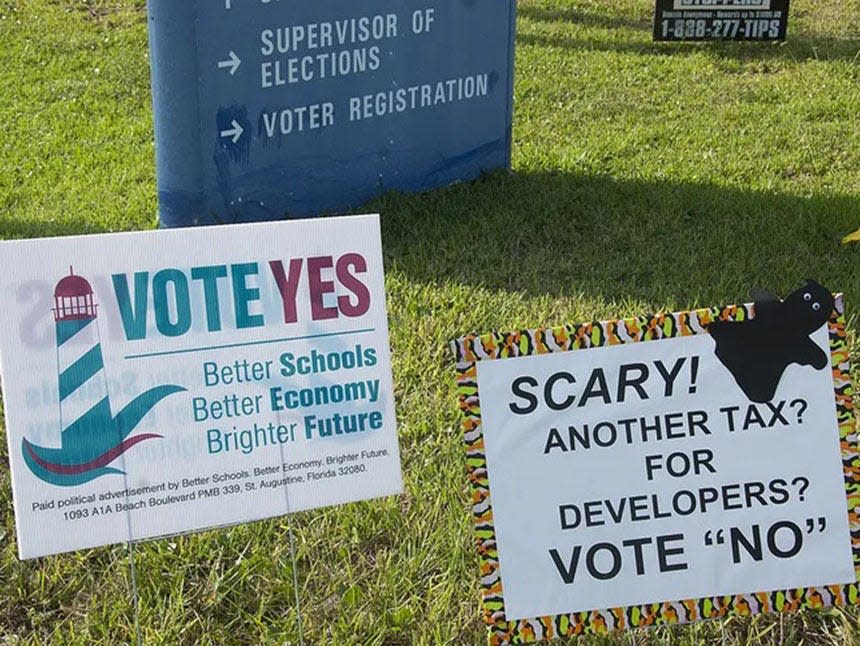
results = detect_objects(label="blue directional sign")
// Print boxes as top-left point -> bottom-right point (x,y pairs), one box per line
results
147,1 -> 517,227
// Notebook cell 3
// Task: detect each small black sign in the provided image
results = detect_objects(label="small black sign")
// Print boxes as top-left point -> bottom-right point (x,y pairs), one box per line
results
654,0 -> 790,41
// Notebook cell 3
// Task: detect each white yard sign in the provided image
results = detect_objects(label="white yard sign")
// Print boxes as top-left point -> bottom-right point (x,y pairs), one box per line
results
454,289 -> 856,629
0,215 -> 402,558
477,331 -> 852,620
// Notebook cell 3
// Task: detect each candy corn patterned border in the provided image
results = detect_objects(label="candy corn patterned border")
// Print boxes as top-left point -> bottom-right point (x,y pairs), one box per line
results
450,296 -> 858,645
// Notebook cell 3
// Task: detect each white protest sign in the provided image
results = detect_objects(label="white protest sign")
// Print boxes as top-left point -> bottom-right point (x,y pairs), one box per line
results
0,215 -> 402,558
452,290 -> 858,640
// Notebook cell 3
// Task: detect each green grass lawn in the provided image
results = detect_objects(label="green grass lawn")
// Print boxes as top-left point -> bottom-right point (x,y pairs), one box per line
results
1,0 -> 860,643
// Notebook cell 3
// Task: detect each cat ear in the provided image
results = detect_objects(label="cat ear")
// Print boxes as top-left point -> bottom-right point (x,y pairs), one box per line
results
804,278 -> 831,293
750,287 -> 779,303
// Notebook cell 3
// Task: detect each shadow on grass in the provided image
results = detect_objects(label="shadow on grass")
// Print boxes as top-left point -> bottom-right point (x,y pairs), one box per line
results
518,31 -> 860,64
0,216 -> 111,240
517,4 -> 648,31
517,4 -> 860,64
375,170 -> 860,311
3,172 -> 858,318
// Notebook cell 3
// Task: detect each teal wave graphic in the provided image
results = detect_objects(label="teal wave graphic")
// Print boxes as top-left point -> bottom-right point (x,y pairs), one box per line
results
23,385 -> 185,487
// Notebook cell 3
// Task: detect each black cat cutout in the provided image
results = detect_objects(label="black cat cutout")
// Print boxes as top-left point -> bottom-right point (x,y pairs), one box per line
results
708,280 -> 834,403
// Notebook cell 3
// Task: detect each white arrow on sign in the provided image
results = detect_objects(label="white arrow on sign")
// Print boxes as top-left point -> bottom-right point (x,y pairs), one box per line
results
217,51 -> 242,76
220,120 -> 244,144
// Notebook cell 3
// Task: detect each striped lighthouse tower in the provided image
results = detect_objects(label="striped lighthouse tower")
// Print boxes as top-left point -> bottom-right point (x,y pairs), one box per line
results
53,267 -> 113,437
22,270 -> 185,486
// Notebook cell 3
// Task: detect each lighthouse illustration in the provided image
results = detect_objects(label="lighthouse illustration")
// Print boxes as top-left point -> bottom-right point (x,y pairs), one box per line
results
22,269 -> 185,487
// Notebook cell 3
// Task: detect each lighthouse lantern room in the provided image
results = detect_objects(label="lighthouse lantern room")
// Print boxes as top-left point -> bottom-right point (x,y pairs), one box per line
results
53,267 -> 98,322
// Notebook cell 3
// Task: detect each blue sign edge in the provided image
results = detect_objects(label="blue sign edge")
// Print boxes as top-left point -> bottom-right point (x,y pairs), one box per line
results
147,1 -> 518,228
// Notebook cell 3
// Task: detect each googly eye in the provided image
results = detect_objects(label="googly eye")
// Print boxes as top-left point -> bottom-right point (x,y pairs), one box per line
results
812,303 -> 821,311
803,293 -> 812,301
